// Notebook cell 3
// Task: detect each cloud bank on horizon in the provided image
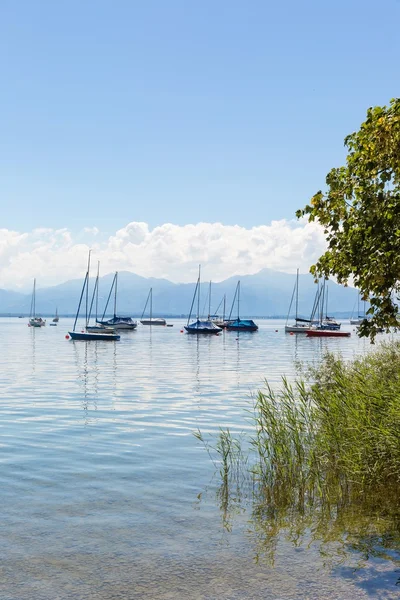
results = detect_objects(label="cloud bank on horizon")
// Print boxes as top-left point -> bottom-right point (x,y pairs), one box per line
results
0,220 -> 326,290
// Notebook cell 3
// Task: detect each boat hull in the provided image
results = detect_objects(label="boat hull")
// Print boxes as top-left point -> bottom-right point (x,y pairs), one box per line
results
184,326 -> 221,334
140,319 -> 166,326
68,331 -> 120,341
285,325 -> 310,333
226,319 -> 258,332
86,325 -> 116,334
307,330 -> 350,338
97,319 -> 137,330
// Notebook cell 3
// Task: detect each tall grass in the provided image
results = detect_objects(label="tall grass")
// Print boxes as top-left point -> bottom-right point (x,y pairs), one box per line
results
254,341 -> 400,491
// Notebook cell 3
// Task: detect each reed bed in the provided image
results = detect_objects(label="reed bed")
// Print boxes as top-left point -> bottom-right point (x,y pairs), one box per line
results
196,342 -> 400,571
253,341 -> 400,491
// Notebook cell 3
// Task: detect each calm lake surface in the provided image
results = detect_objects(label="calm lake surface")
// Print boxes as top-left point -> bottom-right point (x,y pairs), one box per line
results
0,318 -> 398,599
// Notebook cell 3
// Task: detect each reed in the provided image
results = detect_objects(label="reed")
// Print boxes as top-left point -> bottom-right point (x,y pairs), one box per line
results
253,341 -> 400,490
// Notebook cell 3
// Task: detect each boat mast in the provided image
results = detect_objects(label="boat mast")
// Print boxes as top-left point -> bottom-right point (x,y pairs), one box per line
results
237,280 -> 240,320
325,281 -> 329,318
141,288 -> 151,320
95,261 -> 99,322
223,294 -> 226,322
187,276 -> 199,326
286,277 -> 297,326
228,282 -> 239,322
208,281 -> 211,319
319,280 -> 325,325
295,268 -> 299,322
150,287 -> 153,323
114,272 -> 118,318
100,273 -> 116,321
33,279 -> 36,318
197,265 -> 201,320
85,251 -> 91,328
88,261 -> 99,324
73,252 -> 91,332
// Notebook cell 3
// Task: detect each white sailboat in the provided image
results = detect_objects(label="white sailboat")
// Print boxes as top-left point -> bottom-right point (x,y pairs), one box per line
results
140,288 -> 166,325
285,269 -> 311,333
28,279 -> 46,327
350,292 -> 366,325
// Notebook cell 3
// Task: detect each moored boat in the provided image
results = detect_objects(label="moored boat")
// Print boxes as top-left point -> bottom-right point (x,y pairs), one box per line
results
69,330 -> 121,341
285,269 -> 312,333
226,318 -> 258,332
184,267 -> 222,335
307,329 -> 351,338
96,272 -> 137,330
225,281 -> 258,332
68,253 -> 120,341
28,279 -> 46,327
140,288 -> 167,325
185,320 -> 222,334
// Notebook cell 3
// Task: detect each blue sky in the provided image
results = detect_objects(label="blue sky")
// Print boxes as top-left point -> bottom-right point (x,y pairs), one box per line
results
1,0 -> 399,235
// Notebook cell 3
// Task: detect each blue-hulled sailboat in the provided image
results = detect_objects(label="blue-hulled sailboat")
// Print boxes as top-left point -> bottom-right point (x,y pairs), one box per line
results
184,267 -> 222,335
68,253 -> 120,341
96,272 -> 137,330
225,281 -> 258,332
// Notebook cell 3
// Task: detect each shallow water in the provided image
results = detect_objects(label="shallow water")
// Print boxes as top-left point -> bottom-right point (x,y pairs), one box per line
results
0,318 -> 398,599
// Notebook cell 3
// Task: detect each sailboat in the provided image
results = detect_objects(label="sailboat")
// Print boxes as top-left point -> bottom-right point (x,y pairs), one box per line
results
225,281 -> 258,332
184,267 -> 222,334
52,308 -> 59,323
28,279 -> 46,327
307,280 -> 349,337
96,272 -> 137,330
68,253 -> 120,341
140,288 -> 167,325
86,262 -> 116,334
285,269 -> 313,333
320,281 -> 341,330
350,292 -> 367,325
211,293 -> 228,328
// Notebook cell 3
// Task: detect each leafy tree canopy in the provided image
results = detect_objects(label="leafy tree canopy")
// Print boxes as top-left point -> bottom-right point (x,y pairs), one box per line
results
297,98 -> 400,340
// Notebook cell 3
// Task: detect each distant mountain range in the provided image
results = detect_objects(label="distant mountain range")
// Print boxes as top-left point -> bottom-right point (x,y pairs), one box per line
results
0,269 -> 361,317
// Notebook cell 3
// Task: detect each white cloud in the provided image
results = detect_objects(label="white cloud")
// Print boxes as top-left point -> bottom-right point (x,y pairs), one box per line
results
83,226 -> 100,235
0,220 -> 327,290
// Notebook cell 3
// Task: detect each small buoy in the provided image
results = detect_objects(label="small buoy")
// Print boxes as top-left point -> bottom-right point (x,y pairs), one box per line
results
180,329 -> 184,333
236,337 -> 239,340
65,334 -> 70,340
81,330 -> 85,333
275,329 -> 278,332
290,332 -> 294,335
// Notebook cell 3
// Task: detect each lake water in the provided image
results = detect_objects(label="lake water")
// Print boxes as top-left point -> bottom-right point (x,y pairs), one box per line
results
0,318 -> 398,599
